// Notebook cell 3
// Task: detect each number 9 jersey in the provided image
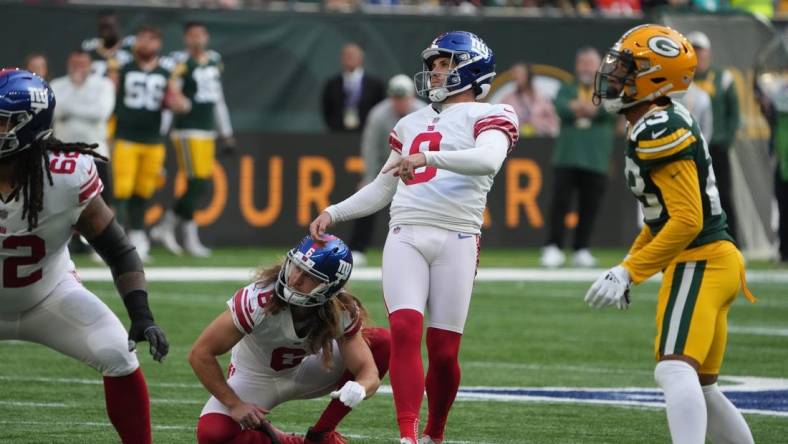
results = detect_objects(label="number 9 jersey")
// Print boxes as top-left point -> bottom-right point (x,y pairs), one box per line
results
388,102 -> 519,234
0,153 -> 103,312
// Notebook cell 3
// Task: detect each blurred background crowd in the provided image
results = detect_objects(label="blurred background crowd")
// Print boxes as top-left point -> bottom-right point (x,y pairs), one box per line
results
4,1 -> 787,267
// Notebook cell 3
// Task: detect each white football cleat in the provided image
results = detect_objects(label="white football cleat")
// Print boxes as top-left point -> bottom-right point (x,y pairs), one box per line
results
149,211 -> 183,256
539,244 -> 565,268
351,250 -> 367,267
182,219 -> 212,258
127,229 -> 151,263
572,248 -> 597,268
400,439 -> 417,444
419,436 -> 442,444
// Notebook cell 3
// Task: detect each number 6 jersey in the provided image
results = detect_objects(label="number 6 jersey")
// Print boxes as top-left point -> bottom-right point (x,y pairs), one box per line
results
0,152 -> 103,312
227,281 -> 361,374
388,102 -> 519,234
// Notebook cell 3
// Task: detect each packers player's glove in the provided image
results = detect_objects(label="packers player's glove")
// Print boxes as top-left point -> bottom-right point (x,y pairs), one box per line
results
124,290 -> 170,362
584,265 -> 632,310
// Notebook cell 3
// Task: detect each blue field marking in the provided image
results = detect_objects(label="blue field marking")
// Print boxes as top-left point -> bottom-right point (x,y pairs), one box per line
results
449,385 -> 788,417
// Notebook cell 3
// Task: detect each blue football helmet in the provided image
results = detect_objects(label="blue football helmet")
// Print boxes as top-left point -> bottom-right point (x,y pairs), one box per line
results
414,31 -> 496,103
0,69 -> 55,159
276,235 -> 353,307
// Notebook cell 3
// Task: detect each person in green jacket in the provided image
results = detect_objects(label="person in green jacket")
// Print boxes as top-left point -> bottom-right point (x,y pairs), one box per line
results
540,47 -> 616,268
687,31 -> 741,241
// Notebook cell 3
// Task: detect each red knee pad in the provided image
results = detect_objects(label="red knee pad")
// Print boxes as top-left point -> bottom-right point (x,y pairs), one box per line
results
197,413 -> 241,444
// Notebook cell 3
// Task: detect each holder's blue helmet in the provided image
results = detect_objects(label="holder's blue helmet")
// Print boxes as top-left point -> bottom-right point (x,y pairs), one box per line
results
0,69 -> 55,159
276,235 -> 353,307
414,31 -> 496,103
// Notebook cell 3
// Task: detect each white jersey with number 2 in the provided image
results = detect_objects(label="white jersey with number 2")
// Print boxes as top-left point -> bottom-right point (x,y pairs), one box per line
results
0,152 -> 102,312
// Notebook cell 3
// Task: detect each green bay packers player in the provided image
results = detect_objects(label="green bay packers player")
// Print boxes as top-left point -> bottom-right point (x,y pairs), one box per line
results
109,24 -> 189,261
584,24 -> 755,444
82,10 -> 135,78
150,21 -> 234,258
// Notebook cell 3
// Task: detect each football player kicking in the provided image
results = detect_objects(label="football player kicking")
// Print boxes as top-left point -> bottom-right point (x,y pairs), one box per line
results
0,70 -> 168,443
311,31 -> 519,444
585,25 -> 755,444
190,235 -> 390,444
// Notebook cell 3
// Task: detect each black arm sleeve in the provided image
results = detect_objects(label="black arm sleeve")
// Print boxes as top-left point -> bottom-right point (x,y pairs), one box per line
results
88,217 -> 153,322
89,217 -> 144,281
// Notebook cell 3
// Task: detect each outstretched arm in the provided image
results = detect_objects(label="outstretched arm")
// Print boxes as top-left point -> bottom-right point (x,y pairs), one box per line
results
310,151 -> 400,239
76,195 -> 169,362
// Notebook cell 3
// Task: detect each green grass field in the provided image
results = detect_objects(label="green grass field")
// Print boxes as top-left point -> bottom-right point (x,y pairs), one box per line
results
1,248 -> 786,443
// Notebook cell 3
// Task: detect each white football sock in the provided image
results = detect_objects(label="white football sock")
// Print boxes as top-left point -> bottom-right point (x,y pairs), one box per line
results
702,383 -> 754,444
654,360 -> 707,444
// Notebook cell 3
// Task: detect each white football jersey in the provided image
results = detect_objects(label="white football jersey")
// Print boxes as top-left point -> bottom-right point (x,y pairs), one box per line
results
388,102 -> 518,234
227,282 -> 361,373
0,151 -> 103,312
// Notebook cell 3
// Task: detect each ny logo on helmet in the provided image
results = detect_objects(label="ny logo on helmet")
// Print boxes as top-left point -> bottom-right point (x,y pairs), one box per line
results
336,259 -> 351,280
470,35 -> 490,59
648,36 -> 680,58
28,87 -> 49,114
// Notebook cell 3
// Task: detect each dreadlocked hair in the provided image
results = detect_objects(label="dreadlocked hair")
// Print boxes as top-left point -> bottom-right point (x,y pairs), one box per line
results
5,137 -> 107,232
254,262 -> 370,369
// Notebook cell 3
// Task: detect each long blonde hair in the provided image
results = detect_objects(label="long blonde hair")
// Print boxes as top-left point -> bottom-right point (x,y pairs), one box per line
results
254,263 -> 368,369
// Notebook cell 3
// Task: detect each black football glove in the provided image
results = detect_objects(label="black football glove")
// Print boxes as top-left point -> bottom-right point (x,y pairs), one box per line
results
220,136 -> 237,156
124,290 -> 169,362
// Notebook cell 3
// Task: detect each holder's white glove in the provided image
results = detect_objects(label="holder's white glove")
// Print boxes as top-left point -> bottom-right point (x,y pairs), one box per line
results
330,381 -> 366,408
584,265 -> 632,310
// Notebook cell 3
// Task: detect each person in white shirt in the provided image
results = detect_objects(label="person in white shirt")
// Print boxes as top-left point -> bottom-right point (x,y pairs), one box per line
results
310,31 -> 518,444
681,82 -> 714,143
51,49 -> 116,202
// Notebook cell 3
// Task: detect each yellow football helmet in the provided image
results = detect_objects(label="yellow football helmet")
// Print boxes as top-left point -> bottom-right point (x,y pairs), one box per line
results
593,24 -> 697,113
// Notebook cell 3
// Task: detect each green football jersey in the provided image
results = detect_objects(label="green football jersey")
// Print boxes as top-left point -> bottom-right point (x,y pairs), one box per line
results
171,50 -> 224,132
625,101 -> 733,248
113,59 -> 170,144
81,35 -> 135,77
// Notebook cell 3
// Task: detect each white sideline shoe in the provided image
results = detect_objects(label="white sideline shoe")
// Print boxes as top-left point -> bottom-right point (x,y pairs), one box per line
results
352,250 -> 367,266
571,248 -> 597,268
149,211 -> 183,256
539,244 -> 565,268
128,230 -> 151,263
182,220 -> 211,258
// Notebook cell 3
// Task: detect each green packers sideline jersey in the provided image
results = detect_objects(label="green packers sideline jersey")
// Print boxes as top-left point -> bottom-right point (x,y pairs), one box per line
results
113,59 -> 171,144
170,50 -> 225,132
81,35 -> 135,77
625,101 -> 733,248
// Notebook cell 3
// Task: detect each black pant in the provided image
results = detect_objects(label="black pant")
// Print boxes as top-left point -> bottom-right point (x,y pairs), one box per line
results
710,144 -> 737,241
348,211 -> 379,253
776,168 -> 788,262
546,167 -> 607,251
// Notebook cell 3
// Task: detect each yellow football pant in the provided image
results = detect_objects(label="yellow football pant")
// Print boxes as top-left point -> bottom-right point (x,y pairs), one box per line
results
112,139 -> 166,199
171,135 -> 215,179
654,240 -> 753,375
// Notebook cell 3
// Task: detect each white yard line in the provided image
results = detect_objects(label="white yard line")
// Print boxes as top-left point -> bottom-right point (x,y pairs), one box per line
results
73,267 -> 788,283
728,325 -> 788,337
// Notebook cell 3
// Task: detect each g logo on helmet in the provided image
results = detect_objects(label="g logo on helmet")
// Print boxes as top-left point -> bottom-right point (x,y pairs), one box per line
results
648,36 -> 681,58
